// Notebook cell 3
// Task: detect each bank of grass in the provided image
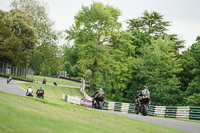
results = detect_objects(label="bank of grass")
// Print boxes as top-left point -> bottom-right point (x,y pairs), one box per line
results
34,76 -> 81,86
17,83 -> 83,104
0,91 -> 183,133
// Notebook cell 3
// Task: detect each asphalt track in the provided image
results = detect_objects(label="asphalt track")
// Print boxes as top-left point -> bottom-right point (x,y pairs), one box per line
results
0,77 -> 200,133
0,77 -> 26,96
99,110 -> 200,133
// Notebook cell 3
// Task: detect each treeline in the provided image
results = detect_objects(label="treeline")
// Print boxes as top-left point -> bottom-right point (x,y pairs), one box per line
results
0,0 -> 199,106
0,0 -> 62,75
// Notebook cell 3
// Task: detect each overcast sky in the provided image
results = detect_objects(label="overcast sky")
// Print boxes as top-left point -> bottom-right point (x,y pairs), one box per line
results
1,0 -> 200,49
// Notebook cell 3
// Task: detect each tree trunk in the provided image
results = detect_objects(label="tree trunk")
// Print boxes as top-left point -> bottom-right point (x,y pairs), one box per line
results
89,59 -> 97,91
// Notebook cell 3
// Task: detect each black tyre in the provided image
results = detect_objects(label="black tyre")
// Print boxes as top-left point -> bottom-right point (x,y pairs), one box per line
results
135,106 -> 139,114
99,102 -> 103,109
142,105 -> 148,116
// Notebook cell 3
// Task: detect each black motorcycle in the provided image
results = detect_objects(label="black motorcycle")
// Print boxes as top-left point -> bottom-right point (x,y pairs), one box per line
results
135,97 -> 150,116
42,80 -> 46,84
92,95 -> 105,109
36,90 -> 44,99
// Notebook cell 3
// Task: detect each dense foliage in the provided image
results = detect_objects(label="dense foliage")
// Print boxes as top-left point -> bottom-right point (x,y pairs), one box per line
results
10,0 -> 61,75
1,1 -> 199,106
0,9 -> 37,66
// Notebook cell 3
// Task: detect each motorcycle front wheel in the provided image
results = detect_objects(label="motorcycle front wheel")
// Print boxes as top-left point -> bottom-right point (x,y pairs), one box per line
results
135,106 -> 139,114
142,105 -> 148,116
98,102 -> 103,109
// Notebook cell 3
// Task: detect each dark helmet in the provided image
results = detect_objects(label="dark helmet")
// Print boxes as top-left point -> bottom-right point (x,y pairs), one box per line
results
143,85 -> 148,89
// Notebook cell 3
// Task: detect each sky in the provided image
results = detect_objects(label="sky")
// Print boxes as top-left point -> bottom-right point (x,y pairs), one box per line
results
0,0 -> 200,50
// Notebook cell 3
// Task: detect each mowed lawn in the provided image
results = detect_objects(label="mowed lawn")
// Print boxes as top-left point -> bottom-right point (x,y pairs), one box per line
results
0,91 -> 184,133
33,76 -> 82,86
17,83 -> 83,104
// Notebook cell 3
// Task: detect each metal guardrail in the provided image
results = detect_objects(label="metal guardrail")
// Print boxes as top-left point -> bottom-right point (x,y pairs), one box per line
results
102,102 -> 200,120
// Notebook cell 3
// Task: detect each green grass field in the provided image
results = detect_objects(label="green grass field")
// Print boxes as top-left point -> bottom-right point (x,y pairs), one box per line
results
17,83 -> 83,104
34,76 -> 82,86
0,91 -> 184,133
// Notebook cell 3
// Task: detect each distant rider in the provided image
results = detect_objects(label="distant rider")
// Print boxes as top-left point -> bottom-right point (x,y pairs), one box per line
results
7,76 -> 12,84
135,85 -> 150,107
42,77 -> 46,84
91,88 -> 105,107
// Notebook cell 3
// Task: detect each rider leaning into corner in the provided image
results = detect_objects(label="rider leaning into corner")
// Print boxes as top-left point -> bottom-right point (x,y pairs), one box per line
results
91,88 -> 105,107
135,85 -> 150,107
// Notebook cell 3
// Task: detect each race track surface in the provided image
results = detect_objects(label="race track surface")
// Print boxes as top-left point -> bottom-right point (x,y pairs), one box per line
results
100,110 -> 200,133
0,77 -> 26,96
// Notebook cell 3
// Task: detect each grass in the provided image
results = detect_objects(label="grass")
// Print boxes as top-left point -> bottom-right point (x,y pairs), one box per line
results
17,83 -> 83,104
33,75 -> 82,86
0,91 -> 184,133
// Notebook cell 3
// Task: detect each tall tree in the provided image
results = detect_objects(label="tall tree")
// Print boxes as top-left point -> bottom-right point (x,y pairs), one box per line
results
127,10 -> 184,54
127,10 -> 170,36
10,0 -> 60,75
0,9 -> 37,66
135,37 -> 182,105
182,36 -> 200,105
66,2 -> 121,91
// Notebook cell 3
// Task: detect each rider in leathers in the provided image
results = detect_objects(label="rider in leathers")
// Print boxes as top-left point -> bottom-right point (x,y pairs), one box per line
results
91,88 -> 105,107
135,85 -> 150,107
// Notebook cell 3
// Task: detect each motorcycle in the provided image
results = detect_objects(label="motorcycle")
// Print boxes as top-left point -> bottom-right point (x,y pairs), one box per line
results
92,95 -> 105,109
36,89 -> 44,99
42,80 -> 46,84
36,93 -> 44,99
7,76 -> 12,84
135,97 -> 150,116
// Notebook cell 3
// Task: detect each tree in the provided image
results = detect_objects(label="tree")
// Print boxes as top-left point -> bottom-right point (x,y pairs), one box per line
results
66,2 -> 121,91
62,44 -> 80,77
135,37 -> 182,105
182,36 -> 200,105
10,0 -> 60,75
91,31 -> 136,101
0,9 -> 37,66
127,10 -> 170,36
127,10 -> 184,54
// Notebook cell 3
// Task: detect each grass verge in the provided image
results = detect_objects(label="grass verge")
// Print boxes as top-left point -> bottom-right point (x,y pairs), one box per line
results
33,76 -> 81,86
0,91 -> 183,133
17,83 -> 83,104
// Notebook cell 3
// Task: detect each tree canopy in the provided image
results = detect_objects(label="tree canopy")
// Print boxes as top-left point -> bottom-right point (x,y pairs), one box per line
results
0,9 -> 37,66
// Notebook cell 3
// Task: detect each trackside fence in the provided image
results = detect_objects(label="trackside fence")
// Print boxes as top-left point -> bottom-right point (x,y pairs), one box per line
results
63,78 -> 200,121
0,63 -> 34,80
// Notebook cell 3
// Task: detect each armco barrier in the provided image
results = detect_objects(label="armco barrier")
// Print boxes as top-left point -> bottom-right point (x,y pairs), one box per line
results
101,102 -> 200,121
128,103 -> 135,113
189,106 -> 200,120
63,94 -> 82,105
83,99 -> 92,108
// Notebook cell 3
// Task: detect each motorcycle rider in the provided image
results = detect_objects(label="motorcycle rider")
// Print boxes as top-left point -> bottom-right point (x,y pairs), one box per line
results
36,86 -> 44,99
26,87 -> 33,97
135,85 -> 150,107
42,77 -> 46,84
91,88 -> 105,107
